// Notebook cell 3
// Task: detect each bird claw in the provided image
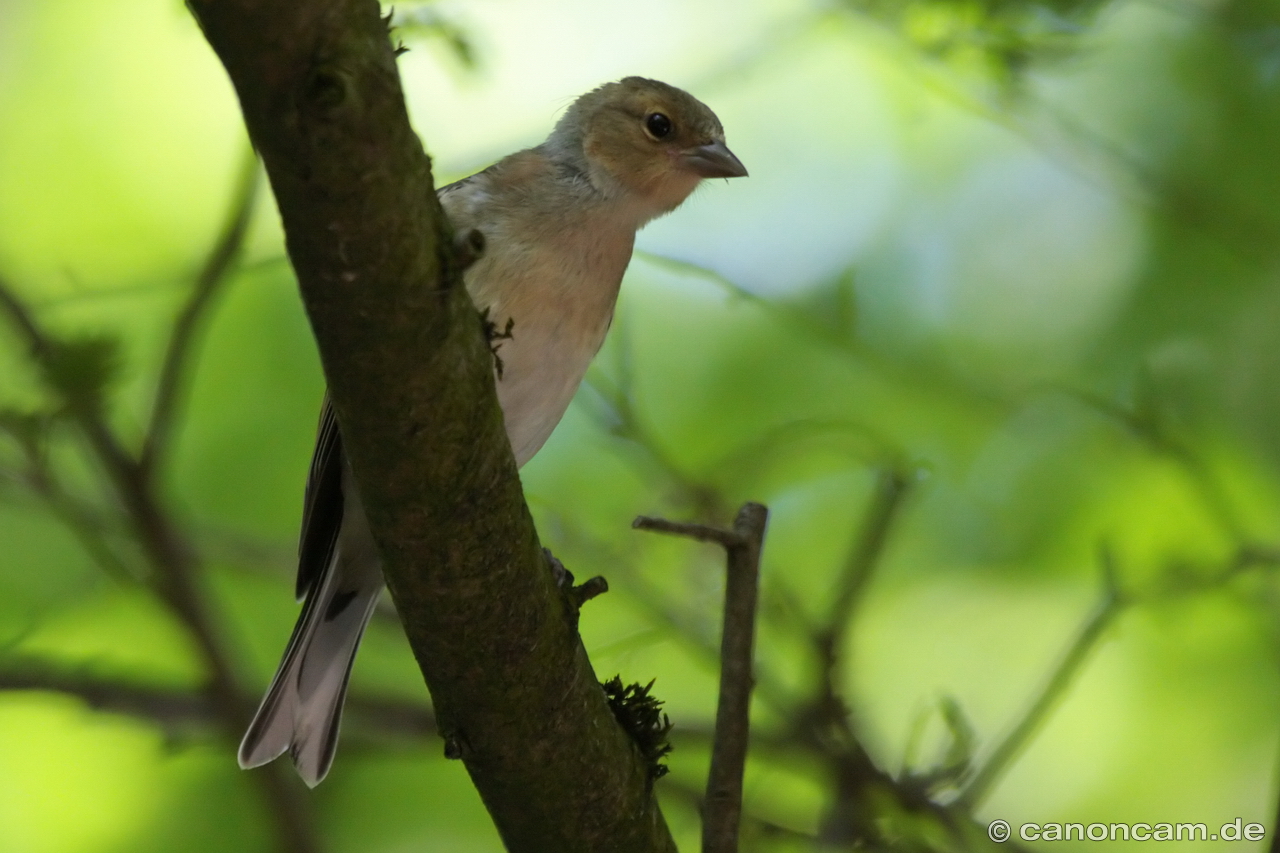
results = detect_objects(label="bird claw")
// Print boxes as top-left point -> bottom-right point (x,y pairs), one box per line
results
479,307 -> 515,380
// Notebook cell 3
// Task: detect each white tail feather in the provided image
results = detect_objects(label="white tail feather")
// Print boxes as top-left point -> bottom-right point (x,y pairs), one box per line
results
238,543 -> 382,787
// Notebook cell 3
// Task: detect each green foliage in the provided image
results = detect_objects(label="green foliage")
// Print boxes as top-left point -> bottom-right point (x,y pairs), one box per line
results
845,0 -> 1109,84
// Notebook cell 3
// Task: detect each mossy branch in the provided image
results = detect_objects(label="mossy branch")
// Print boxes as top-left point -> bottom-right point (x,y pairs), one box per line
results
186,0 -> 674,849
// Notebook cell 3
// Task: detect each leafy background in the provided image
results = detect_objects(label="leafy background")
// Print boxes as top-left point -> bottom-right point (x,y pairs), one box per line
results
1,0 -> 1279,850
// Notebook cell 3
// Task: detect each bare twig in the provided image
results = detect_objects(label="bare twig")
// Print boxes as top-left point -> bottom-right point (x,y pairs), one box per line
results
0,654 -> 438,745
702,503 -> 768,853
549,504 -> 792,715
142,147 -> 260,475
19,457 -> 136,584
0,656 -> 211,728
587,342 -> 727,521
788,466 -> 912,844
632,515 -> 745,550
1048,384 -> 1247,541
825,466 -> 911,661
0,275 -> 321,853
958,548 -> 1127,808
637,502 -> 769,853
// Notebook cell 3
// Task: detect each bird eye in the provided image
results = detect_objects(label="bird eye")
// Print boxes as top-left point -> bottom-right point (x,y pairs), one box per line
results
644,112 -> 673,140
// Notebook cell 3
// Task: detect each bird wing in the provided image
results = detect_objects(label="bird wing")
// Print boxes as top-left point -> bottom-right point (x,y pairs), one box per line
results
292,162 -> 528,599
295,393 -> 344,600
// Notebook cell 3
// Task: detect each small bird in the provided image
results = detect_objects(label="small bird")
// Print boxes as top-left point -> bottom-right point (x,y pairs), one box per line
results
237,77 -> 746,786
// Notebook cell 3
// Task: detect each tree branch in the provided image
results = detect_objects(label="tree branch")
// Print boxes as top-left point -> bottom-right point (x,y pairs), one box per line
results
9,449 -> 137,584
0,654 -> 438,745
0,275 -> 322,853
632,515 -> 745,550
186,2 -> 674,849
823,466 -> 911,668
142,146 -> 260,475
637,502 -> 769,853
958,548 -> 1127,808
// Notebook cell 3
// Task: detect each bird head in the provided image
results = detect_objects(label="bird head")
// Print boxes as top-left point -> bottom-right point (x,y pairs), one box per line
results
547,77 -> 747,219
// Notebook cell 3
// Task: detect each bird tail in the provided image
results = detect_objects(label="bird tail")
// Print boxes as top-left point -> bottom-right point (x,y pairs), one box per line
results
237,548 -> 383,788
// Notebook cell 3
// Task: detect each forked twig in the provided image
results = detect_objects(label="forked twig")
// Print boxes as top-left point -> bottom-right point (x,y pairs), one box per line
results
0,272 -> 320,853
636,502 -> 769,853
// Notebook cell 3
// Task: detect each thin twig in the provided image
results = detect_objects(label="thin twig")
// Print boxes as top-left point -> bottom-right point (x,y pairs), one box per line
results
790,466 -> 911,844
703,503 -> 768,853
958,548 -> 1127,808
1048,384 -> 1247,541
0,654 -> 438,743
633,515 -> 745,550
20,459 -> 136,584
142,147 -> 260,475
0,656 -> 210,727
616,567 -> 793,716
0,274 -> 321,853
825,466 -> 911,659
549,503 -> 795,717
636,502 -> 769,853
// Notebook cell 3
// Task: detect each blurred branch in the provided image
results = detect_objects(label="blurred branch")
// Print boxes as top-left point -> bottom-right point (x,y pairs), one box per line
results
804,470 -> 924,846
959,540 -> 1280,810
0,412 -> 136,583
635,252 -> 871,364
637,502 -> 769,853
959,547 -> 1127,808
1051,383 -> 1248,541
12,451 -> 136,584
0,656 -> 209,729
823,466 -> 912,670
659,774 -> 818,845
708,418 -> 905,487
141,147 -> 260,475
0,653 -> 437,743
0,274 -> 321,853
633,251 -> 1010,419
0,281 -> 46,346
586,326 -> 728,520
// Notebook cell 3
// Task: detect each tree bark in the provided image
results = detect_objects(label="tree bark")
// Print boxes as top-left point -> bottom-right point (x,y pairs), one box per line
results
187,1 -> 676,849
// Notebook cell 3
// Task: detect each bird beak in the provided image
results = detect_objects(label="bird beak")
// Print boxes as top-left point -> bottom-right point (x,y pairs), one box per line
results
681,141 -> 748,179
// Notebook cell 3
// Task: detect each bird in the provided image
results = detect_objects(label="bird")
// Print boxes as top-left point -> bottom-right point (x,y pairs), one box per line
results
236,76 -> 747,787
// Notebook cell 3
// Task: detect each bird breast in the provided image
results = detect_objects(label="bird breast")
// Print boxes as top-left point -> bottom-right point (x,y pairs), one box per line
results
463,213 -> 636,467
